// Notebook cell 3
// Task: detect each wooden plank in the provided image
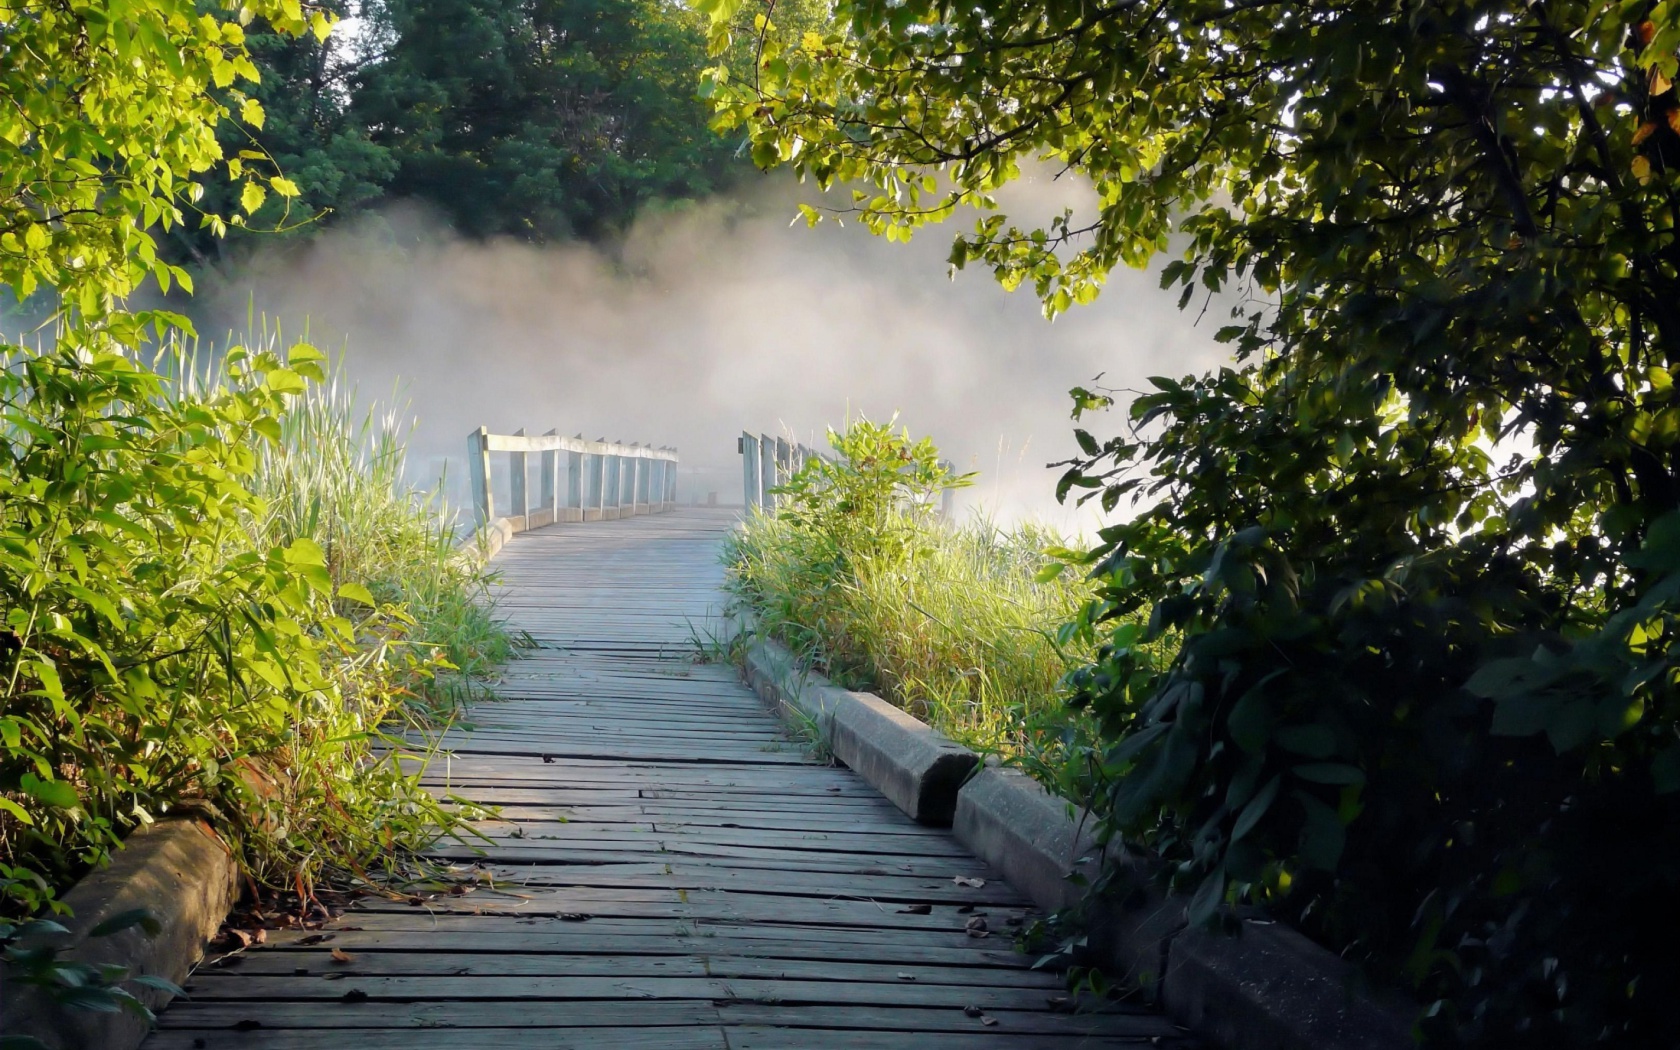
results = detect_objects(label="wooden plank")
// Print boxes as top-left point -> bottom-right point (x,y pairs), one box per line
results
140,508 -> 1191,1050
194,953 -> 1065,989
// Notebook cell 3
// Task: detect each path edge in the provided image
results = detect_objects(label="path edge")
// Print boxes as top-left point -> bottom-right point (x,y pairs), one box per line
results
737,633 -> 1415,1050
2,814 -> 237,1050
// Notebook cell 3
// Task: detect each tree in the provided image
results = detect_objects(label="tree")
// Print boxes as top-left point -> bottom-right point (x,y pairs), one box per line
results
0,0 -> 326,311
699,0 -> 1680,1043
164,0 -> 396,267
353,0 -> 737,239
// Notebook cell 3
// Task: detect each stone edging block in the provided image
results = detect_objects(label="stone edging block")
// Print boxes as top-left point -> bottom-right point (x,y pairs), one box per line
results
737,634 -> 1414,1050
2,815 -> 238,1050
827,691 -> 977,826
954,767 -> 1184,991
1165,920 -> 1416,1050
740,638 -> 975,825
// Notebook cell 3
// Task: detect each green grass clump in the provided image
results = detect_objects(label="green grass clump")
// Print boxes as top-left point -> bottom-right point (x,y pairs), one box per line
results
722,418 -> 1100,759
241,361 -> 515,716
729,510 -> 1094,754
0,323 -> 511,920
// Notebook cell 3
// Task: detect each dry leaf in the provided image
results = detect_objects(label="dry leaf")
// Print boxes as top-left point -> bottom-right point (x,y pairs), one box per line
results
953,876 -> 986,888
982,1016 -> 999,1027
226,928 -> 253,948
896,972 -> 917,981
897,903 -> 932,915
251,928 -> 267,945
330,948 -> 356,964
296,933 -> 332,946
559,912 -> 592,922
1634,155 -> 1654,185
1634,121 -> 1659,146
1669,108 -> 1680,135
963,1005 -> 983,1018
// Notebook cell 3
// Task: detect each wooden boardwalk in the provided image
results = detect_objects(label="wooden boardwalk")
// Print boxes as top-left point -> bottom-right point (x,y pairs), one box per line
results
143,508 -> 1195,1049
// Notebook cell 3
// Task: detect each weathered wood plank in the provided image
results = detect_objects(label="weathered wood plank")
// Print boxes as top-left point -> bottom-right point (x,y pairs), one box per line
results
141,509 -> 1192,1050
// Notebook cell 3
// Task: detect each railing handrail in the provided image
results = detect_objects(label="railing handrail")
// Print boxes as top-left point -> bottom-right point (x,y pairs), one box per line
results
482,431 -> 678,460
468,426 -> 679,547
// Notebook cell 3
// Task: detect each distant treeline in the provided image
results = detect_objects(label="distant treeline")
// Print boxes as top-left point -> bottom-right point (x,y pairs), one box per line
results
166,0 -> 752,265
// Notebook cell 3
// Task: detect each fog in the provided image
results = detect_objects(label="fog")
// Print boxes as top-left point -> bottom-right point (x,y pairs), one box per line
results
195,172 -> 1231,532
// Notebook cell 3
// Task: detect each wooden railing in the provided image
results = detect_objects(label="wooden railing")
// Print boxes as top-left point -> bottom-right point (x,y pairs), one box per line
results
738,430 -> 954,516
469,428 -> 678,532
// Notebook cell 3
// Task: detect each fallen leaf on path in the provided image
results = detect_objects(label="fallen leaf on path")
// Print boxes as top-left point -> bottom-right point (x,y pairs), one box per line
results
559,912 -> 592,922
963,1005 -> 983,1018
953,876 -> 986,888
296,934 -> 333,946
330,948 -> 356,964
897,904 -> 932,915
982,1016 -> 999,1026
896,973 -> 916,981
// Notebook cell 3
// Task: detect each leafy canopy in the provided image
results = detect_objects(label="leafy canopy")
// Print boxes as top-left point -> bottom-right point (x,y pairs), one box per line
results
698,0 -> 1680,1042
0,0 -> 327,309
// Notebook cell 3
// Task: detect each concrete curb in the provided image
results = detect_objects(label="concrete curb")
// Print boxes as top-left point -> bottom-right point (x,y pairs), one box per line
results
736,634 -> 1414,1050
953,767 -> 1184,990
1165,920 -> 1416,1050
462,516 -> 517,564
739,639 -> 976,826
2,815 -> 238,1050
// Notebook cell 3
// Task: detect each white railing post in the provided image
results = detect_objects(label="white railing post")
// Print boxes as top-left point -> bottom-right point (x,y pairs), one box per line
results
759,433 -> 776,510
469,426 -> 492,525
775,437 -> 791,490
541,428 -> 558,523
567,437 -> 583,522
740,433 -> 760,509
594,444 -> 607,520
509,427 -> 528,523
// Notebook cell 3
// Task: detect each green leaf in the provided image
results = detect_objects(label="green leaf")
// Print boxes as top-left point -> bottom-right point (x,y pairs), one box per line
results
1292,763 -> 1365,786
1273,723 -> 1335,759
19,773 -> 79,810
337,582 -> 376,606
240,181 -> 267,215
1230,774 -> 1279,842
89,909 -> 162,939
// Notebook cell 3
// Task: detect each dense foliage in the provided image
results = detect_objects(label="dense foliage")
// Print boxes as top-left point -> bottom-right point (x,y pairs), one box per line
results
702,0 -> 1680,1043
0,0 -> 506,949
726,422 -> 1095,753
165,0 -> 762,263
0,338 -> 496,919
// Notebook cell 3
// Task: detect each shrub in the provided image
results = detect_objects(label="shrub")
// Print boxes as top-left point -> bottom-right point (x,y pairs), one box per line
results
0,328 -> 503,918
724,419 -> 1101,757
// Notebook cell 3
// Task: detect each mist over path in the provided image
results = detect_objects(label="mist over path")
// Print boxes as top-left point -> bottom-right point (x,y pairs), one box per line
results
197,182 -> 1230,528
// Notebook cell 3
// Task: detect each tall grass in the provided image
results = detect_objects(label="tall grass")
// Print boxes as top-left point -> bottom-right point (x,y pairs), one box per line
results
0,322 -> 512,921
241,367 -> 514,715
729,510 -> 1095,754
168,329 -> 517,889
722,419 -> 1107,767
